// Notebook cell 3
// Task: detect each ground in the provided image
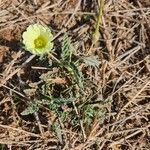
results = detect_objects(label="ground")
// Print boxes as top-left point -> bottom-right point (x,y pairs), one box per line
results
0,0 -> 150,150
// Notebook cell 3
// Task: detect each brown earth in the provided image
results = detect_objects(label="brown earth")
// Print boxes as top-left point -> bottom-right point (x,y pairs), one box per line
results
0,0 -> 150,149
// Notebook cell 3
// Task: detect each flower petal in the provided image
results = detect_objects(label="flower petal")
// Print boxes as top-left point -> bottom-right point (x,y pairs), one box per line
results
22,23 -> 53,55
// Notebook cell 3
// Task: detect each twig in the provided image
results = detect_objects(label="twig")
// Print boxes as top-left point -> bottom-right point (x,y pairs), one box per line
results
117,81 -> 150,119
64,0 -> 82,28
34,112 -> 44,138
72,101 -> 86,140
109,124 -> 150,147
0,124 -> 41,137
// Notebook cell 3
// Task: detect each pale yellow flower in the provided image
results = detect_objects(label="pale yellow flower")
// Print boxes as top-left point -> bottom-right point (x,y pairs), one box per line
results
22,24 -> 53,55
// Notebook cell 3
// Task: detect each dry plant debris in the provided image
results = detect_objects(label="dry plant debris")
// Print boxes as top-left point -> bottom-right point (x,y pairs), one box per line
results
0,0 -> 150,149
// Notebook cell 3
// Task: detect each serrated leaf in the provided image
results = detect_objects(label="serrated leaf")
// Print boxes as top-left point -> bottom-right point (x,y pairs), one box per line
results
21,103 -> 39,116
66,63 -> 83,88
83,56 -> 100,67
52,97 -> 75,104
61,33 -> 72,62
52,123 -> 63,144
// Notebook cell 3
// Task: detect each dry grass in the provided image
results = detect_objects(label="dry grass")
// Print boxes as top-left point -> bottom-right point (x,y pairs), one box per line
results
0,0 -> 150,149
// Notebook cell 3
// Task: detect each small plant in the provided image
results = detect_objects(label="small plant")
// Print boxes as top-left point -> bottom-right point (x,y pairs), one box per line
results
81,104 -> 106,126
22,23 -> 53,55
20,28 -> 105,134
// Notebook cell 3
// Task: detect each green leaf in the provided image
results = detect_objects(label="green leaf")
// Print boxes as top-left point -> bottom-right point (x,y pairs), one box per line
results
61,33 -> 72,62
21,103 -> 39,115
52,123 -> 63,143
83,56 -> 100,67
66,63 -> 83,88
52,97 -> 75,105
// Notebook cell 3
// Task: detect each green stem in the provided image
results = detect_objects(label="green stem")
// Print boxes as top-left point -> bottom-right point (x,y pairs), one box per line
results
92,0 -> 104,46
